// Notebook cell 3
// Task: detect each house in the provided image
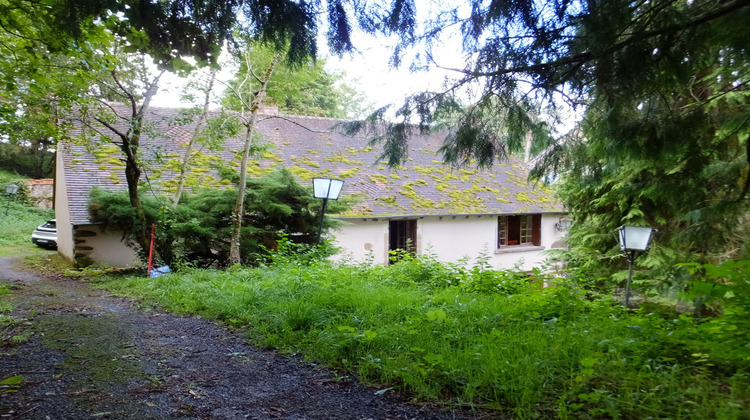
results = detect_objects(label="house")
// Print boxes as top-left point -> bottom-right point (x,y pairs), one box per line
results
55,106 -> 567,269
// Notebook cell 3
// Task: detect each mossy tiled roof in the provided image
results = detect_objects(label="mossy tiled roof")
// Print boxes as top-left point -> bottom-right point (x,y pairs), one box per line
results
61,106 -> 562,224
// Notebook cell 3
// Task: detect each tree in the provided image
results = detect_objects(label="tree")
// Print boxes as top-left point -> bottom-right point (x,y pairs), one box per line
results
524,0 -> 750,273
220,44 -> 282,265
170,68 -> 236,209
0,19 -> 101,176
221,43 -> 362,118
344,0 -> 747,160
0,0 -> 368,69
75,43 -> 165,253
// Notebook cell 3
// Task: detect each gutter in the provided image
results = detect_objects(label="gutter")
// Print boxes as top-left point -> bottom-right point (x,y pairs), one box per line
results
336,210 -> 567,220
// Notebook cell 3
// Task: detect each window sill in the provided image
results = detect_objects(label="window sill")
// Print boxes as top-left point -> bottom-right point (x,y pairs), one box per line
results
495,245 -> 546,254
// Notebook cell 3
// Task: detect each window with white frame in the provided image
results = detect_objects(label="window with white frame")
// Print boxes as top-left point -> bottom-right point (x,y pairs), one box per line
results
498,214 -> 542,247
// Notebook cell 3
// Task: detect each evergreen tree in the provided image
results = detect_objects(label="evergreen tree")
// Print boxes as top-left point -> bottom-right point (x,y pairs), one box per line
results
343,0 -> 750,273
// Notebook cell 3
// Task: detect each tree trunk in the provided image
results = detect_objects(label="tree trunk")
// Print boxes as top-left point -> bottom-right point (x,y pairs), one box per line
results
229,52 -> 280,265
118,71 -> 163,254
173,69 -> 217,208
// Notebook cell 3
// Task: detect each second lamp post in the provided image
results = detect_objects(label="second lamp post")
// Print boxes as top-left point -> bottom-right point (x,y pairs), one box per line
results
617,225 -> 655,307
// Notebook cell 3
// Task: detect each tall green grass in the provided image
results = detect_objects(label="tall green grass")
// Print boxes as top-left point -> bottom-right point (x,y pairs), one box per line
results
0,169 -> 54,255
93,258 -> 749,418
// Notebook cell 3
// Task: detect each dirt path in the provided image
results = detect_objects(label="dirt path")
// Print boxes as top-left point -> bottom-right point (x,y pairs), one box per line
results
0,257 -> 479,419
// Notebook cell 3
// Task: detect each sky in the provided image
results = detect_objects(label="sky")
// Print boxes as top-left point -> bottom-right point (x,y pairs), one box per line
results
151,37 -> 457,117
148,5 -> 580,134
151,0 -> 466,116
322,33 -> 463,113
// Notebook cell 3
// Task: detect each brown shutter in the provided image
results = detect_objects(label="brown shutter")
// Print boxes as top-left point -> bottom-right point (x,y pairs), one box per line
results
531,214 -> 542,246
408,219 -> 417,256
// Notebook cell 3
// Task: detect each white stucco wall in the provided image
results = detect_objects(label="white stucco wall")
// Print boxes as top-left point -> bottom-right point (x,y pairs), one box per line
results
54,151 -> 75,263
333,213 -> 568,270
76,226 -> 139,267
332,219 -> 390,264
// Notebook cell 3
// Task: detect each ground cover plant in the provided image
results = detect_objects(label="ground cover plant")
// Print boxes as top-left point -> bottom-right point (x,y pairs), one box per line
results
91,249 -> 750,419
0,169 -> 54,257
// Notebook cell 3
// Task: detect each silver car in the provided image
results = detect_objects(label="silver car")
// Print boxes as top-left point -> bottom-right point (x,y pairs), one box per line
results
32,219 -> 57,249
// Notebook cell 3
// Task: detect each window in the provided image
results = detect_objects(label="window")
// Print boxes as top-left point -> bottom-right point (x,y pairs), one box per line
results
389,219 -> 417,263
498,214 -> 541,247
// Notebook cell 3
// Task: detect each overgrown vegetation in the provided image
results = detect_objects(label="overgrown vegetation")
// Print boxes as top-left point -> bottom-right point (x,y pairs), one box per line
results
91,250 -> 750,418
0,169 -> 54,257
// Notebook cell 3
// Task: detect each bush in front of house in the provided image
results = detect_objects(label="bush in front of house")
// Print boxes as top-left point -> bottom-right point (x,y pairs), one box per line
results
88,168 -> 348,268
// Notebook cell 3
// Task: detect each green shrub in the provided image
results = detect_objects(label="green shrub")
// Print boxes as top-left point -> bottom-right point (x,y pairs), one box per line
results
0,170 -> 54,254
88,168 -> 348,268
680,260 -> 750,367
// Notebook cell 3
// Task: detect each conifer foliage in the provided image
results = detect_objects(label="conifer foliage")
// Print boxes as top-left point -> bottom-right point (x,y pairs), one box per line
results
532,0 -> 750,271
356,0 -> 750,271
88,169 -> 346,268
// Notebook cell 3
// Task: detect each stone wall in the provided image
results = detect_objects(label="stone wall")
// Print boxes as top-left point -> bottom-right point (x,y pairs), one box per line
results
25,179 -> 53,209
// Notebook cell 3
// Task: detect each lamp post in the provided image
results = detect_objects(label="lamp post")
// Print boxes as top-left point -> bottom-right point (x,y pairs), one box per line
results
313,178 -> 344,244
617,225 -> 655,307
4,183 -> 19,216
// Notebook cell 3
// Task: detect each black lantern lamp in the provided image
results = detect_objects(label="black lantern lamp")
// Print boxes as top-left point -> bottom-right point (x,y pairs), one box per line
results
617,225 -> 655,307
313,178 -> 344,244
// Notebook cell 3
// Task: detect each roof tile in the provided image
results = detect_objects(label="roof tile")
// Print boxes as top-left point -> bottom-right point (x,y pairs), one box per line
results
61,106 -> 562,224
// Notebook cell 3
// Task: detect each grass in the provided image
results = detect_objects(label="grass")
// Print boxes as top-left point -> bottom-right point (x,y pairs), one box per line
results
0,282 -> 33,353
0,169 -> 54,256
90,255 -> 750,419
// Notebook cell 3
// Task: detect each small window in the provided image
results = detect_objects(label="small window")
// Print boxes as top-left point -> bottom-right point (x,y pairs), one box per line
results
389,219 -> 417,264
498,214 -> 541,247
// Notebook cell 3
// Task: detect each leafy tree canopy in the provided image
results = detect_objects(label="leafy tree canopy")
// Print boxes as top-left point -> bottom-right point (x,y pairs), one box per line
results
0,0 -> 409,69
221,42 -> 365,118
348,0 -> 750,164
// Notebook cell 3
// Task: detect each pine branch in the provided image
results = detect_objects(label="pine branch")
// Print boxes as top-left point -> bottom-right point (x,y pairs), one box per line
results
446,0 -> 750,83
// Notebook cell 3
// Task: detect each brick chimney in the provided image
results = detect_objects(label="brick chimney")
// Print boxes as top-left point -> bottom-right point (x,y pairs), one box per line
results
257,105 -> 279,116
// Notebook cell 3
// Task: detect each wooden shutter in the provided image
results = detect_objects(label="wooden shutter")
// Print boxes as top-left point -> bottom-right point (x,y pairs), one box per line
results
531,214 -> 542,246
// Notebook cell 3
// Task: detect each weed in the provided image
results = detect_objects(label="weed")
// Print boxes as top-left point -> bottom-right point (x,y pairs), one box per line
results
0,283 -> 11,295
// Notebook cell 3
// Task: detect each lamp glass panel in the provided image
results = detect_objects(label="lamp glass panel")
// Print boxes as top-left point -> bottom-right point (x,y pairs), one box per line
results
313,178 -> 344,199
313,178 -> 331,199
327,179 -> 344,200
619,225 -> 653,251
